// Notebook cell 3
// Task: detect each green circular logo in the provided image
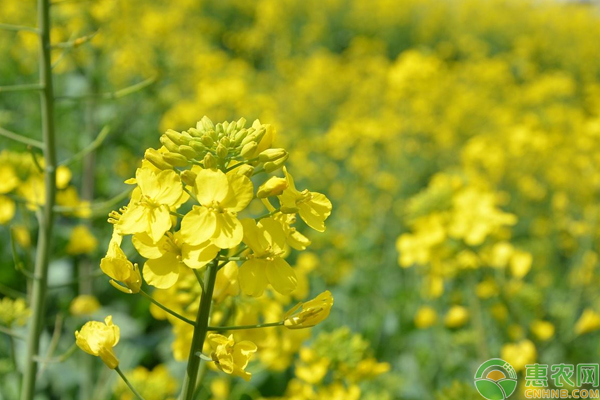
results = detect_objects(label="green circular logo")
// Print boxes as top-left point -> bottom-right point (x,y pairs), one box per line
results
474,358 -> 518,400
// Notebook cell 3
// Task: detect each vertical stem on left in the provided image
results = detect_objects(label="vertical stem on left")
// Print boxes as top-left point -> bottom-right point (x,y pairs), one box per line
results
21,0 -> 57,398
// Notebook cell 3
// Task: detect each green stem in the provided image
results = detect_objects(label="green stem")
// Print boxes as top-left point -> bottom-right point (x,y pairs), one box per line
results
207,321 -> 283,331
21,1 -> 57,398
0,23 -> 39,33
139,290 -> 196,326
255,208 -> 280,221
0,325 -> 26,340
0,83 -> 43,93
115,366 -> 147,400
0,126 -> 44,148
180,258 -> 219,400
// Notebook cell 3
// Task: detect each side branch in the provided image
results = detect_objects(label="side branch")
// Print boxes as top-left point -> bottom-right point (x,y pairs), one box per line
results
0,126 -> 44,148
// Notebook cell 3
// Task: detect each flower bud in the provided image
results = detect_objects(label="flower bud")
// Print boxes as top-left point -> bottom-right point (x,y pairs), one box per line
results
216,144 -> 228,159
178,145 -> 198,159
201,135 -> 214,147
241,142 -> 258,158
220,137 -> 231,147
203,153 -> 217,169
189,140 -> 207,153
165,129 -> 191,146
264,153 -> 289,172
215,123 -> 224,134
284,291 -> 333,329
198,116 -> 214,131
236,117 -> 247,130
257,176 -> 288,198
159,135 -> 179,152
233,128 -> 248,145
188,127 -> 202,137
144,148 -> 173,170
240,131 -> 259,147
180,170 -> 197,186
236,164 -> 255,177
258,148 -> 287,162
162,152 -> 189,167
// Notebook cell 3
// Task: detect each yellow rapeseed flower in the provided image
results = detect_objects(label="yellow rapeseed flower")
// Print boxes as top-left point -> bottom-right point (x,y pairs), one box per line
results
207,333 -> 257,381
0,297 -> 30,327
75,315 -> 120,369
575,309 -> 600,336
414,305 -> 437,329
284,291 -> 333,329
66,225 -> 99,255
100,232 -> 142,294
444,305 -> 469,328
70,295 -> 101,316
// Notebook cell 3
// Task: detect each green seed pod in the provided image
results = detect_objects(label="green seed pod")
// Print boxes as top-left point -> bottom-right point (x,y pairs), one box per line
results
180,170 -> 197,186
160,135 -> 180,152
264,153 -> 289,172
259,148 -> 287,162
203,153 -> 217,169
216,144 -> 228,159
241,142 -> 258,158
144,149 -> 173,170
178,145 -> 198,159
162,152 -> 189,167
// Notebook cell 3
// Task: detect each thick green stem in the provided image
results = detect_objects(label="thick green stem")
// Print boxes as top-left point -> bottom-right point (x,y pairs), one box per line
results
20,1 -> 57,399
180,258 -> 219,400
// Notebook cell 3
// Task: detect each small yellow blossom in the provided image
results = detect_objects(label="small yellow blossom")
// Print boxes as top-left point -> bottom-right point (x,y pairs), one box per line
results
444,305 -> 469,328
0,297 -> 30,327
414,305 -> 437,329
575,309 -> 600,336
113,365 -> 177,400
257,176 -> 288,198
75,315 -> 120,369
116,168 -> 183,242
100,232 -> 142,294
213,261 -> 240,302
239,217 -> 297,296
501,339 -> 536,372
66,225 -> 99,255
181,168 -> 253,249
207,333 -> 257,381
530,320 -> 555,341
0,195 -> 16,224
278,167 -> 332,232
284,291 -> 333,329
70,295 -> 101,316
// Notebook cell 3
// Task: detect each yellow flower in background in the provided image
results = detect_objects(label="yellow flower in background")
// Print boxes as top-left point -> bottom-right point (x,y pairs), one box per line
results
66,225 -> 99,255
0,297 -> 30,327
113,365 -> 177,400
55,165 -> 72,189
278,167 -> 332,232
414,306 -> 437,329
239,217 -> 297,296
284,291 -> 333,329
0,164 -> 19,194
257,176 -> 288,198
444,305 -> 469,328
207,333 -> 257,381
11,225 -> 31,247
0,195 -> 15,224
501,339 -> 536,372
181,169 -> 253,249
209,378 -> 230,400
75,315 -> 120,369
70,295 -> 101,316
116,168 -> 183,242
100,232 -> 142,294
510,250 -> 533,278
530,320 -> 555,341
295,347 -> 330,384
213,261 -> 240,303
575,309 -> 600,336
318,383 -> 361,400
132,231 -> 218,289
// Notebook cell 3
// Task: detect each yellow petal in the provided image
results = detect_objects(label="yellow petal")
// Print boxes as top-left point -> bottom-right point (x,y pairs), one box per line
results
132,232 -> 167,259
222,173 -> 254,212
181,241 -> 220,269
266,257 -> 297,295
147,206 -> 172,243
143,252 -> 181,289
181,206 -> 216,245
239,259 -> 268,297
211,213 -> 244,249
195,169 -> 229,205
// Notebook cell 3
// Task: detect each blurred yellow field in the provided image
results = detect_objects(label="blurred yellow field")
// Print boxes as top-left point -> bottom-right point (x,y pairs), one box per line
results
2,0 -> 600,399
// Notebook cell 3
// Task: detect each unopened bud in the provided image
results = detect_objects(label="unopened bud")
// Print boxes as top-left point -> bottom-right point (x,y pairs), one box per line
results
259,148 -> 287,162
198,116 -> 214,131
220,137 -> 231,147
203,153 -> 217,169
201,135 -> 214,147
162,152 -> 189,167
233,128 -> 248,145
236,117 -> 247,130
215,123 -> 224,134
188,127 -> 202,137
145,148 -> 173,170
180,170 -> 197,186
216,144 -> 228,159
165,129 -> 191,146
257,176 -> 288,198
178,145 -> 198,159
264,153 -> 289,173
189,140 -> 207,153
236,164 -> 255,177
241,142 -> 258,158
159,135 -> 179,152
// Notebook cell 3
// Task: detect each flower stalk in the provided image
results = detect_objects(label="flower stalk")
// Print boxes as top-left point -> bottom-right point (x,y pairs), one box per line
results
21,0 -> 57,398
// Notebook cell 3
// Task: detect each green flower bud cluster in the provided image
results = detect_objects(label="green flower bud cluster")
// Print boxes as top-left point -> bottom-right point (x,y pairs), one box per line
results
144,116 -> 289,174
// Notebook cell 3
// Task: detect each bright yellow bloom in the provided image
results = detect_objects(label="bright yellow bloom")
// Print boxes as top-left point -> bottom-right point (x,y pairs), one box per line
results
75,315 -> 120,369
284,291 -> 333,329
278,167 -> 332,232
501,339 -> 536,372
0,297 -> 30,327
116,168 -> 183,242
575,309 -> 600,336
530,320 -> 555,341
207,333 -> 257,381
113,365 -> 177,400
213,261 -> 240,302
0,195 -> 15,224
444,305 -> 469,328
66,225 -> 99,255
181,168 -> 253,249
0,164 -> 19,194
414,305 -> 437,329
239,217 -> 297,296
133,231 -> 218,289
70,295 -> 101,316
100,232 -> 142,294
